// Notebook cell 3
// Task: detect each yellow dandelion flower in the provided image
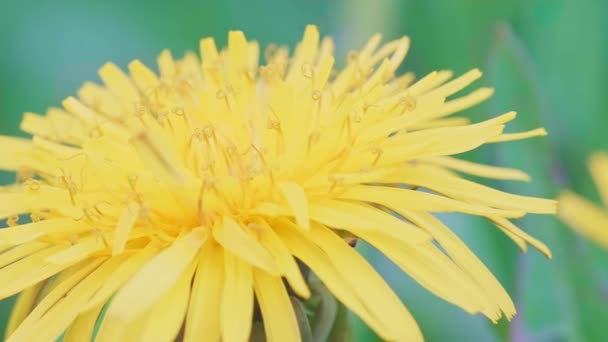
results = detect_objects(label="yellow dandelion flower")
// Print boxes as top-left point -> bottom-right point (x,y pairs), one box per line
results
559,152 -> 608,248
0,25 -> 555,342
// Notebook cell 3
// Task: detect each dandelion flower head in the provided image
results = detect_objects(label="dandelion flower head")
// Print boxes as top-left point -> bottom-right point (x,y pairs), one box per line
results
0,25 -> 556,341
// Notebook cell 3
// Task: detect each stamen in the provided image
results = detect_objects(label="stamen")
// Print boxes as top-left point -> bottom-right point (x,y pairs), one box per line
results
67,234 -> 79,245
172,107 -> 188,127
16,168 -> 34,182
132,132 -> 184,183
300,62 -> 315,88
217,85 -> 236,111
344,115 -> 353,140
24,179 -> 41,192
328,175 -> 344,193
216,89 -> 226,100
347,50 -> 359,63
175,80 -> 194,98
264,44 -> 279,63
307,131 -> 320,155
198,179 -> 211,226
7,215 -> 19,227
93,203 -> 110,217
89,126 -> 103,139
82,207 -> 101,224
30,211 -> 42,223
250,144 -> 267,167
202,124 -> 216,141
133,101 -> 149,126
127,175 -> 138,191
267,118 -> 281,131
400,96 -> 417,113
60,172 -> 78,206
259,66 -> 274,82
351,109 -> 363,123
372,147 -> 384,165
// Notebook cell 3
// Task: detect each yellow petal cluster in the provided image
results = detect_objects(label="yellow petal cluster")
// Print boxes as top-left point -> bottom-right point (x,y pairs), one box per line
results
0,25 -> 555,341
559,152 -> 608,248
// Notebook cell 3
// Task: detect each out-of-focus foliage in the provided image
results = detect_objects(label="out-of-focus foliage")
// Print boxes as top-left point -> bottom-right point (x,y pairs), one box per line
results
1,0 -> 607,341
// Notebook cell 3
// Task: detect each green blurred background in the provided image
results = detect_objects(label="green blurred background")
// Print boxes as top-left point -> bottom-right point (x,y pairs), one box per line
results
1,0 -> 608,341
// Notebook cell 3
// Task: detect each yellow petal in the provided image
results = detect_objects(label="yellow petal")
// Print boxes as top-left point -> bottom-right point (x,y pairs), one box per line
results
406,71 -> 443,95
228,30 -> 250,75
382,165 -> 556,214
62,97 -> 130,141
273,219 -> 400,341
140,261 -> 196,342
338,185 -> 526,218
408,117 -> 471,130
589,152 -> 608,207
388,36 -> 410,72
19,113 -> 55,141
382,114 -> 510,158
77,82 -> 123,120
253,219 -> 310,298
352,225 -> 488,318
129,59 -> 161,93
425,156 -> 531,181
0,244 -> 74,299
82,245 -> 159,312
309,200 -> 430,244
489,128 -> 547,143
286,24 -> 319,84
46,236 -> 105,264
104,230 -> 204,322
63,304 -> 105,342
98,62 -> 141,109
308,222 -> 423,341
10,256 -> 127,342
0,136 -> 34,171
5,280 -> 48,338
490,216 -> 552,258
113,202 -> 141,256
429,87 -> 494,119
200,37 -> 219,67
0,186 -> 82,219
427,68 -> 482,98
158,49 -> 177,80
253,269 -> 301,342
213,216 -> 279,274
403,211 -> 515,321
279,182 -> 310,230
0,242 -> 50,268
559,191 -> 608,248
184,242 -> 224,342
6,257 -> 105,341
221,251 -> 254,342
96,304 -> 149,342
502,228 -> 528,253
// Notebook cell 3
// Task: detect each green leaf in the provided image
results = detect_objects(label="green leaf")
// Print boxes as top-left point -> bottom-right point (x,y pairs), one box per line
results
327,302 -> 353,342
249,321 -> 266,342
290,296 -> 313,342
307,274 -> 338,341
